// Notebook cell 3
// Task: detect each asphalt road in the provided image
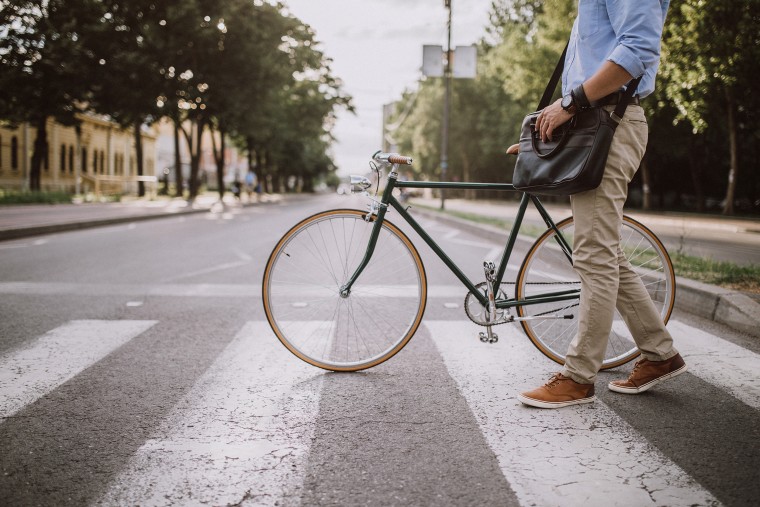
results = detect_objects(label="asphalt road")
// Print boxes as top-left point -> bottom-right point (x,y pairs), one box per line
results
1,193 -> 758,506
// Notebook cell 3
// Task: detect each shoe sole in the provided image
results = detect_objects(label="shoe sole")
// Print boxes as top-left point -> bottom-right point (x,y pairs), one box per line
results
608,364 -> 688,394
517,393 -> 596,409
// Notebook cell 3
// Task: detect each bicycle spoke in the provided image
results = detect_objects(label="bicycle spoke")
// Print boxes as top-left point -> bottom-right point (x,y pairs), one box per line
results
264,210 -> 426,370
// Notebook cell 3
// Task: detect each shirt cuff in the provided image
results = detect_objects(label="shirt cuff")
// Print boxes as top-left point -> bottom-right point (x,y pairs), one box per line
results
607,44 -> 646,78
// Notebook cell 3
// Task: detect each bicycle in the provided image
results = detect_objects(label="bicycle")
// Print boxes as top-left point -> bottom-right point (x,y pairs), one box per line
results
262,151 -> 676,372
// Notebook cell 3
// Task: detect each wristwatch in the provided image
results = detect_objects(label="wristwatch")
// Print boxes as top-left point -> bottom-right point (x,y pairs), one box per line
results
560,93 -> 576,114
562,84 -> 592,114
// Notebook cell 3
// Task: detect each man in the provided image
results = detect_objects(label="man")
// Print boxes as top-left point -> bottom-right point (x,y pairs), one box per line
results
507,0 -> 686,409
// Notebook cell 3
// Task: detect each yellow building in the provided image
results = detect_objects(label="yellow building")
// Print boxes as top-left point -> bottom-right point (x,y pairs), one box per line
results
0,114 -> 157,196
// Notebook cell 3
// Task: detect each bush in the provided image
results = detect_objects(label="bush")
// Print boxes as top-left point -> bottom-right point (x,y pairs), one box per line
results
0,189 -> 73,205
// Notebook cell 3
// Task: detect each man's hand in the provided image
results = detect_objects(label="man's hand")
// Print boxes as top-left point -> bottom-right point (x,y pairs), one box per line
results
535,98 -> 574,142
506,143 -> 519,155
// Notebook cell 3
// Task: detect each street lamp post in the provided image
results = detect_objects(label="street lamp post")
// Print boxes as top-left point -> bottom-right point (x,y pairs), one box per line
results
440,0 -> 452,210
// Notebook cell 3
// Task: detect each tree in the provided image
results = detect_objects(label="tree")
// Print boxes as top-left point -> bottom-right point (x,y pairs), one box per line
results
83,1 -> 169,196
660,0 -> 760,214
0,0 -> 100,191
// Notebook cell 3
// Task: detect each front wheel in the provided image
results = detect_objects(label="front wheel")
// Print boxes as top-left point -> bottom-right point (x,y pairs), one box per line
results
515,215 -> 676,369
262,209 -> 427,371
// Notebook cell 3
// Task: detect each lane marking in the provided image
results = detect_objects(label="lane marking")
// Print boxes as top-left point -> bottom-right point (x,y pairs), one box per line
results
0,281 -> 471,299
668,319 -> 760,409
426,321 -> 719,507
98,322 -> 324,507
0,320 -> 156,420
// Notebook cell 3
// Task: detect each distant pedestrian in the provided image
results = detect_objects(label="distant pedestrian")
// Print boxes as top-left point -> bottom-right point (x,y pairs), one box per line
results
508,0 -> 686,408
231,179 -> 242,200
245,171 -> 257,202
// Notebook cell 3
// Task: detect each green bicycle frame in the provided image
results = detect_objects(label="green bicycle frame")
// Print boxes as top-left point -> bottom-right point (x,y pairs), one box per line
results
340,171 -> 578,311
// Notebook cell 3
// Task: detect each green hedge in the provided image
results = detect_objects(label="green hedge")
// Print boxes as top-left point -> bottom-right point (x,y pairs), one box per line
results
0,190 -> 73,205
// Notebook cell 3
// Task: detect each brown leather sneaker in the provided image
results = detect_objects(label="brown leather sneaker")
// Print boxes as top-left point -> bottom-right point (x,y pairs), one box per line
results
517,373 -> 596,408
608,353 -> 687,394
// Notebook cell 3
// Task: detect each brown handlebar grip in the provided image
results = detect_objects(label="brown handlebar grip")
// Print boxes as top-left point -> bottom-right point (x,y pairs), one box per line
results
388,154 -> 413,165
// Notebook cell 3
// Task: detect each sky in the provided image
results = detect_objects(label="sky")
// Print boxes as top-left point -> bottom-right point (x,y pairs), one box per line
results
283,0 -> 495,175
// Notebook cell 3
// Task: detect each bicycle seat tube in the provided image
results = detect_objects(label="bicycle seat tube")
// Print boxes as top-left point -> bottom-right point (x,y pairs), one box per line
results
339,167 -> 399,298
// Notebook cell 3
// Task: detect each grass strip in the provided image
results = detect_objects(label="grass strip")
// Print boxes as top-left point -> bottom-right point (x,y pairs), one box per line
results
671,253 -> 760,294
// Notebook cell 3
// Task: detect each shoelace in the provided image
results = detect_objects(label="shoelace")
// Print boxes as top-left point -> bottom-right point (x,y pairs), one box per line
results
544,373 -> 564,388
627,359 -> 648,381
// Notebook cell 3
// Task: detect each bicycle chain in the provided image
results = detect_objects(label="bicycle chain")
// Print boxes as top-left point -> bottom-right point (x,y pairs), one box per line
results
463,281 -> 580,327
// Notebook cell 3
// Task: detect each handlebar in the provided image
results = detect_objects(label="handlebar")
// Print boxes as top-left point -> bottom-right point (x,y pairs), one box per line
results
373,151 -> 413,166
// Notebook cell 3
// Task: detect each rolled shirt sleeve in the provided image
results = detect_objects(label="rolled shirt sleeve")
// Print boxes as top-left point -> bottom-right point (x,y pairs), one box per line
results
606,0 -> 666,78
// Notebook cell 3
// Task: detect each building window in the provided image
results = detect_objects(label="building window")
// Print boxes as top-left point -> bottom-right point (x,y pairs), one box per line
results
68,145 -> 74,173
11,136 -> 19,170
44,141 -> 49,171
60,144 -> 66,172
81,147 -> 88,173
100,151 -> 105,174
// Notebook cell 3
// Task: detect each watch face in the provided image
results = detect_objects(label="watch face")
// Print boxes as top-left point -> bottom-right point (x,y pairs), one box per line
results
561,94 -> 573,110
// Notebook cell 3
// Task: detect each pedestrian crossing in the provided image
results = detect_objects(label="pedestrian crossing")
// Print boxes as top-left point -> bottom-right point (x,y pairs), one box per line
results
427,321 -> 720,507
0,320 -> 156,419
1,316 -> 757,506
97,322 -> 322,507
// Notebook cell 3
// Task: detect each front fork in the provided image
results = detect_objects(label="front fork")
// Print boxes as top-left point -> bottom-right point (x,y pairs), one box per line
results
339,168 -> 398,297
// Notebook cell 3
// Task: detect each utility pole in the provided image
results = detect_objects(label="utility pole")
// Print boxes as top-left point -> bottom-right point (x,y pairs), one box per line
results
440,0 -> 452,210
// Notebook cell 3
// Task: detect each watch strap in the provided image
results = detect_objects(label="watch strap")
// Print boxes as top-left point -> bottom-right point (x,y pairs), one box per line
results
572,84 -> 591,110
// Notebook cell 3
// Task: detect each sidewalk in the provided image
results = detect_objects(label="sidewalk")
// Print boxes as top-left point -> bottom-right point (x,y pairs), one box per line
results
410,198 -> 760,339
412,197 -> 760,266
0,193 -> 281,241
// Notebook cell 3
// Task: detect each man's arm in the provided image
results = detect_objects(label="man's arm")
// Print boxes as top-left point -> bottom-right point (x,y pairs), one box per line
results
534,0 -> 664,143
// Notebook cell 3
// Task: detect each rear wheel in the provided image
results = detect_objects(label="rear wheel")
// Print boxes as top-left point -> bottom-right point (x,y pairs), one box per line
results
262,209 -> 427,371
515,216 -> 675,369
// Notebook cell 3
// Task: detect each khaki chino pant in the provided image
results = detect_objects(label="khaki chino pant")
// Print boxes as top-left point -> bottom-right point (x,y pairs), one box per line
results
561,105 -> 678,384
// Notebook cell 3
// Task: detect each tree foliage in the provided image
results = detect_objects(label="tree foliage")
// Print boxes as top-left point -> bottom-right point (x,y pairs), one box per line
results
388,0 -> 760,214
0,0 -> 351,196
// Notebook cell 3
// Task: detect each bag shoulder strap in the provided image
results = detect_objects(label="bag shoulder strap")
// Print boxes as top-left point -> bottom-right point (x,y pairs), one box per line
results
537,42 -> 569,111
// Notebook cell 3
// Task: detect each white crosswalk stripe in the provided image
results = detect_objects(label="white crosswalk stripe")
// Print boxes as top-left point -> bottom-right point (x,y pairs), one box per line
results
668,320 -> 760,409
0,320 -> 156,420
2,317 -> 757,505
96,321 -> 324,507
425,320 -> 720,507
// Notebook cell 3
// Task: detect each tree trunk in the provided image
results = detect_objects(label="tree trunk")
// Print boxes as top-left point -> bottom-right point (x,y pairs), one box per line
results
246,137 -> 255,174
210,127 -> 226,200
29,116 -> 47,192
722,87 -> 738,215
460,149 -> 475,200
173,119 -> 184,198
640,153 -> 652,210
256,148 -> 272,194
182,117 -> 205,201
688,136 -> 705,212
133,122 -> 145,197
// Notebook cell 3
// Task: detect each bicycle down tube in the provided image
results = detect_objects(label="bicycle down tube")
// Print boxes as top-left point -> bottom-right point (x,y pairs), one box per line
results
341,169 -> 581,310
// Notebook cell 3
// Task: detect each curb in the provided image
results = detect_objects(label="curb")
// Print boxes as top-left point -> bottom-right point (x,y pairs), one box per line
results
412,206 -> 760,339
0,208 -> 210,242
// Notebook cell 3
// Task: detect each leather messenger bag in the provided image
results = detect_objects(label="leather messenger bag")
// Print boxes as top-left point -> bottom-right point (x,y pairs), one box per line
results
512,44 -> 640,196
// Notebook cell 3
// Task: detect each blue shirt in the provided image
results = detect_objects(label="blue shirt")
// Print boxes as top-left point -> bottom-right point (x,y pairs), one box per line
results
562,0 -> 671,98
